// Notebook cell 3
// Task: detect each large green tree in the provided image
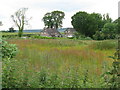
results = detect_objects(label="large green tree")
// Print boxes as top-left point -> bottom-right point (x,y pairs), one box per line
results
42,10 -> 65,29
90,13 -> 103,31
11,8 -> 30,37
42,13 -> 53,28
71,11 -> 103,37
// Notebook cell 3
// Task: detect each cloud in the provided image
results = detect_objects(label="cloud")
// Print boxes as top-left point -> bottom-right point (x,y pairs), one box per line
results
0,0 -> 119,30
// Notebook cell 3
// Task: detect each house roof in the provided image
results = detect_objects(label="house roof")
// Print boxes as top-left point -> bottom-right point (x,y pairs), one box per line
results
64,28 -> 77,37
41,28 -> 62,37
64,28 -> 76,33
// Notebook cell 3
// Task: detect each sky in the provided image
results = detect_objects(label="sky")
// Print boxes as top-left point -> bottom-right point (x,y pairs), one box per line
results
0,0 -> 120,30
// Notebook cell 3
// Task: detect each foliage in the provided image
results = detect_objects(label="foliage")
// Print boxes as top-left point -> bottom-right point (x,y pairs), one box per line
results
102,23 -> 117,39
2,40 -> 18,88
102,48 -> 120,88
11,8 -> 31,37
2,58 -> 18,88
73,32 -> 92,40
8,27 -> 16,32
31,35 -> 56,39
2,39 -> 117,88
1,40 -> 18,59
102,13 -> 112,24
71,12 -> 103,37
42,10 -> 65,29
71,12 -> 115,39
93,22 -> 117,40
93,31 -> 105,40
90,13 -> 104,31
71,11 -> 88,36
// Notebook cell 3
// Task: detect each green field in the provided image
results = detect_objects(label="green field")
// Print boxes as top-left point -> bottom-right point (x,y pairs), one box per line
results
1,32 -> 40,35
3,38 -> 117,88
1,32 -> 40,38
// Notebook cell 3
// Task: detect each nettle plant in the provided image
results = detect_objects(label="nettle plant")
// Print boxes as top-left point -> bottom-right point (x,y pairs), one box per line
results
103,37 -> 120,88
1,39 -> 18,88
1,40 -> 18,59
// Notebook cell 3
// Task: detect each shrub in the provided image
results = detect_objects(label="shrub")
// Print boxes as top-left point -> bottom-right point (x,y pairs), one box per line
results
2,58 -> 18,88
2,39 -> 19,88
31,35 -> 57,39
102,51 -> 120,88
1,40 -> 18,59
74,33 -> 92,40
93,31 -> 105,40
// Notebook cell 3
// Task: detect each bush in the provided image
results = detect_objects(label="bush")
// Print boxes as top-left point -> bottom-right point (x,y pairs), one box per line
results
74,33 -> 92,40
1,40 -> 18,59
77,36 -> 92,40
102,50 -> 120,88
2,39 -> 19,88
31,35 -> 57,39
93,31 -> 105,40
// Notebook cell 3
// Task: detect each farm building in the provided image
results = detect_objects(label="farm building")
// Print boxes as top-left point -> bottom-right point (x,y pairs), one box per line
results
64,28 -> 76,37
40,28 -> 62,37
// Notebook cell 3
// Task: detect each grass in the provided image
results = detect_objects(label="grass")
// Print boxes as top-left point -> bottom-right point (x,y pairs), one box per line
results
88,40 -> 117,50
4,39 -> 117,88
1,32 -> 40,35
7,39 -> 115,73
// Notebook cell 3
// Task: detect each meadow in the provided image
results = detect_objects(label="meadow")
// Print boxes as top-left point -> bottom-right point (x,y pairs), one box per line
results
3,38 -> 117,88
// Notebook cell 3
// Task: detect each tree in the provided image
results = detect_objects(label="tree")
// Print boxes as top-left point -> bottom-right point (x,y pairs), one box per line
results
90,13 -> 103,31
42,10 -> 65,29
42,13 -> 54,28
71,11 -> 89,36
102,13 -> 112,24
71,11 -> 103,37
11,8 -> 30,37
9,27 -> 16,32
51,11 -> 65,29
101,23 -> 117,39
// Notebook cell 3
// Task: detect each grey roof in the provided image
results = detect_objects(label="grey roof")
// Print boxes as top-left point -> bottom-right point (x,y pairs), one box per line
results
64,28 -> 76,32
41,28 -> 62,37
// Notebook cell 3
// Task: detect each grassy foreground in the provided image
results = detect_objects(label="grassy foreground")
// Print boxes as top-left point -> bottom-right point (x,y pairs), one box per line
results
4,39 -> 117,88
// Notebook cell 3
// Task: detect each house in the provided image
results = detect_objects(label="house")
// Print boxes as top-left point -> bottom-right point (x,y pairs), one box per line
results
64,28 -> 76,37
40,28 -> 62,37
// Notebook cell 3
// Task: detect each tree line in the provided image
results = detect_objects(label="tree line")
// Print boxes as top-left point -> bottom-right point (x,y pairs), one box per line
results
72,11 -> 119,40
1,8 -> 120,40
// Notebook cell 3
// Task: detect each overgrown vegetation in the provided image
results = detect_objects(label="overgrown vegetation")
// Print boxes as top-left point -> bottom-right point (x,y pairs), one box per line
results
2,38 -> 118,88
89,40 -> 117,50
1,7 -> 120,89
102,37 -> 120,88
71,12 -> 118,40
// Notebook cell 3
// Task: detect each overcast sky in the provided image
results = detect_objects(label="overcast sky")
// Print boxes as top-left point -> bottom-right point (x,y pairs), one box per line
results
0,0 -> 119,30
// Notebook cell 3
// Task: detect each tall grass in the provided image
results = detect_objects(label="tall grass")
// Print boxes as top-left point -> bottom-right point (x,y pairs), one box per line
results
88,40 -> 117,50
4,39 -> 117,88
